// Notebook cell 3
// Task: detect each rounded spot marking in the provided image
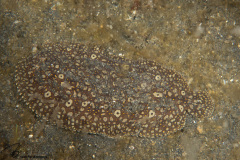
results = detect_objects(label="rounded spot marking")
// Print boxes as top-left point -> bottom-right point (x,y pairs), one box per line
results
168,91 -> 172,97
80,116 -> 86,120
155,75 -> 161,81
149,110 -> 155,118
66,99 -> 73,107
114,110 -> 121,118
179,105 -> 184,112
141,83 -> 147,88
44,91 -> 51,98
59,74 -> 64,79
91,54 -> 97,59
94,117 -> 98,121
103,117 -> 108,122
82,101 -> 88,107
153,92 -> 162,98
181,91 -> 186,96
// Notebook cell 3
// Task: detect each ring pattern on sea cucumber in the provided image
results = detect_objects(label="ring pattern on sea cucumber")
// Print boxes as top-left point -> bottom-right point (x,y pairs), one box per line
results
15,43 -> 214,138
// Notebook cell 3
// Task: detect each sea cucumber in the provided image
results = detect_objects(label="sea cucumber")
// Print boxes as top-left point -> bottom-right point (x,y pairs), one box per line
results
15,43 -> 214,138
